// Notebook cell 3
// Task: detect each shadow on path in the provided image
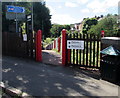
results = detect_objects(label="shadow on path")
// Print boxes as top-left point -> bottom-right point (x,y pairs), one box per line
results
42,50 -> 100,80
2,56 -> 118,96
42,50 -> 62,66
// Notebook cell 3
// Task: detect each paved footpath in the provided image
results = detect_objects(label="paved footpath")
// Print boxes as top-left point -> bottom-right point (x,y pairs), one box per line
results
2,53 -> 119,97
42,50 -> 62,66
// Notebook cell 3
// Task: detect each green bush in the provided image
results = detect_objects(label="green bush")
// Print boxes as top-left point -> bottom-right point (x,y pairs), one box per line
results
44,38 -> 52,44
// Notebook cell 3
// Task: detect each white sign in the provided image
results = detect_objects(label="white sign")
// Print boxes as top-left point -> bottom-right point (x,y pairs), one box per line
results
67,40 -> 84,50
23,34 -> 27,41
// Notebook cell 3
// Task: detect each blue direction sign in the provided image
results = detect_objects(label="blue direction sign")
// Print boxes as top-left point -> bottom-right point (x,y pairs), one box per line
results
7,6 -> 15,13
7,5 -> 25,13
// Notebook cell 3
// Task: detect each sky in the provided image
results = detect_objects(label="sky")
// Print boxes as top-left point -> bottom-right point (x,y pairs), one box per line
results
45,0 -> 119,25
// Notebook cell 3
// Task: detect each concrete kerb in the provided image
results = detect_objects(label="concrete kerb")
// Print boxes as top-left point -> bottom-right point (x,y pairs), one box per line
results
0,82 -> 33,97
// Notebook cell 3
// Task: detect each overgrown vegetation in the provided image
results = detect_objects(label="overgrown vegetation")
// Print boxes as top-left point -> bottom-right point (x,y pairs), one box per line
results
50,24 -> 71,37
82,18 -> 98,34
43,37 -> 55,48
87,14 -> 119,36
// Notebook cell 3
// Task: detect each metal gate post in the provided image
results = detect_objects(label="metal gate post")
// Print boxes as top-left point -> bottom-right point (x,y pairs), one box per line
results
36,30 -> 42,62
54,40 -> 56,49
58,37 -> 61,52
62,29 -> 67,66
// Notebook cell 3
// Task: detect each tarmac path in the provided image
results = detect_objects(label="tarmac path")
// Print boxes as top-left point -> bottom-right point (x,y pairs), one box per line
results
42,50 -> 62,66
2,50 -> 119,97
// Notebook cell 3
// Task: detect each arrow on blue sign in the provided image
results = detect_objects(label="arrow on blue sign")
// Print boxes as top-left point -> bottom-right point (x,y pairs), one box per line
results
7,5 -> 25,13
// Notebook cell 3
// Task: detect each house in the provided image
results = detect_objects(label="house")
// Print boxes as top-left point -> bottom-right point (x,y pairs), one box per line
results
70,21 -> 84,32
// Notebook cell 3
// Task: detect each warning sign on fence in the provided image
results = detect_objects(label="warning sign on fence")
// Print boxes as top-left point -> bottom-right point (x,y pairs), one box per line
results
67,40 -> 84,50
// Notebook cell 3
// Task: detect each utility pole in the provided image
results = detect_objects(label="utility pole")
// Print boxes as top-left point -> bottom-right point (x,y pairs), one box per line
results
15,2 -> 18,33
31,2 -> 34,33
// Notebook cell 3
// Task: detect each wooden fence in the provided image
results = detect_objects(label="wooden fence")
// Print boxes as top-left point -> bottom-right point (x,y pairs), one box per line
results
2,31 -> 36,59
66,33 -> 101,68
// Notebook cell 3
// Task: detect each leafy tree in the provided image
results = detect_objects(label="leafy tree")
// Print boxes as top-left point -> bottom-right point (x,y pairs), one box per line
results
88,14 -> 118,36
82,18 -> 98,34
50,24 -> 71,37
33,2 -> 51,38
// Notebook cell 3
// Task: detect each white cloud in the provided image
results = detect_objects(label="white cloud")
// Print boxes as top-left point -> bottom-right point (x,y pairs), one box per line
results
93,8 -> 106,13
45,0 -> 89,4
46,0 -> 64,2
87,0 -> 101,9
58,5 -> 62,9
51,14 -> 81,24
81,9 -> 90,13
46,5 -> 55,14
76,0 -> 89,4
87,0 -> 118,13
105,0 -> 118,8
65,2 -> 78,7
